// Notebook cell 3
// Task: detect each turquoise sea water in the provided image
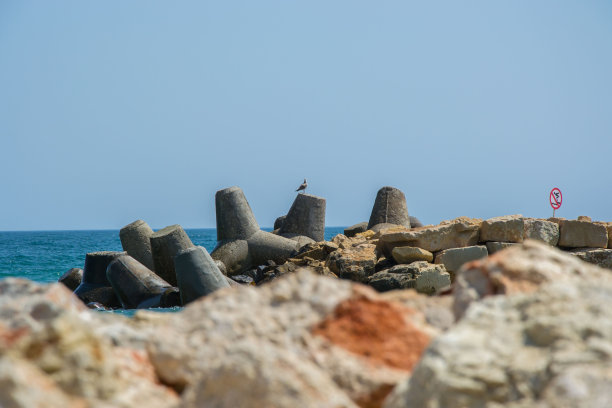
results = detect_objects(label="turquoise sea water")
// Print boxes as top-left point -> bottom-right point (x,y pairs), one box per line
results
0,227 -> 346,283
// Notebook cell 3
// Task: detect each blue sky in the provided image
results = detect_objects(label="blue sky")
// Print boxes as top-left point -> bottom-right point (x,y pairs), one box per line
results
1,1 -> 611,231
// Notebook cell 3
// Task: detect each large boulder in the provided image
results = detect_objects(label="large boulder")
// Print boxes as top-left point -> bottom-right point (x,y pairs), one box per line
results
433,245 -> 488,279
378,217 -> 481,256
385,269 -> 612,408
453,239 -> 610,319
148,270 -> 438,407
327,243 -> 377,283
479,214 -> 524,243
568,248 -> 612,270
391,246 -> 433,264
558,219 -> 608,248
523,218 -> 559,246
368,262 -> 450,294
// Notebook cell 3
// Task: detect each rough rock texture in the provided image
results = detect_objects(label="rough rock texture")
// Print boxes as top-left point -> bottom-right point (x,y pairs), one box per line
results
327,243 -> 377,283
368,262 -> 451,295
433,245 -> 488,275
385,275 -> 612,408
523,218 -> 560,246
607,223 -> 612,249
148,270 -> 437,407
558,219 -> 608,248
378,217 -> 481,256
568,248 -> 612,270
485,241 -> 518,254
453,240 -> 610,319
58,268 -> 83,291
391,246 -> 433,264
380,290 -> 454,331
0,278 -> 179,408
344,222 -> 368,238
479,214 -> 524,243
409,216 -> 424,228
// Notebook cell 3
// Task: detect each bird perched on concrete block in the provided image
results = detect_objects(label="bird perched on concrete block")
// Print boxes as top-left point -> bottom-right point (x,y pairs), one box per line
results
296,179 -> 307,193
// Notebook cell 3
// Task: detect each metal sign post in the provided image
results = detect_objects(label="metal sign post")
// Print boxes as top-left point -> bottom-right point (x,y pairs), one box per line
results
549,187 -> 562,217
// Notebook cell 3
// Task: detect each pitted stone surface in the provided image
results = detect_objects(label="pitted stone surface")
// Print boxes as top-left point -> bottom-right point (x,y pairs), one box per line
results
480,214 -> 524,243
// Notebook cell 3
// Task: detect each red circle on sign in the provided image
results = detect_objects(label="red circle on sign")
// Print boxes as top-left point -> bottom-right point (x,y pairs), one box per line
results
550,188 -> 562,210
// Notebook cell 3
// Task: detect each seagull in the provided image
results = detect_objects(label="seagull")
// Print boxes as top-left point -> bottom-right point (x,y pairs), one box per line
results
296,178 -> 307,193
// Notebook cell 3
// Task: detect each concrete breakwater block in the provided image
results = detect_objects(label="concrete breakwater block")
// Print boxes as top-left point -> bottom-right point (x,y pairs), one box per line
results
367,186 -> 411,230
119,219 -> 155,271
175,246 -> 230,305
344,222 -> 368,238
73,251 -> 126,308
211,186 -> 299,275
106,255 -> 179,309
279,193 -> 326,242
150,224 -> 194,287
59,267 -> 83,291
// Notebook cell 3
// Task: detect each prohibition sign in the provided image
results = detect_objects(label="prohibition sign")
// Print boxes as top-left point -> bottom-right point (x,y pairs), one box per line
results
550,188 -> 562,216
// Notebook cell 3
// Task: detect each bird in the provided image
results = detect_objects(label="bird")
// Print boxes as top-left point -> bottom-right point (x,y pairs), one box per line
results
296,178 -> 307,193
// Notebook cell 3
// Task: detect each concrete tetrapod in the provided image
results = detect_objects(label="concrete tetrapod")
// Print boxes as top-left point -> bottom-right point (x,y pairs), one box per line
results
211,186 -> 299,275
367,186 -> 411,230
279,193 -> 326,242
150,224 -> 194,287
119,219 -> 155,271
73,251 -> 126,308
106,255 -> 179,309
174,246 -> 230,305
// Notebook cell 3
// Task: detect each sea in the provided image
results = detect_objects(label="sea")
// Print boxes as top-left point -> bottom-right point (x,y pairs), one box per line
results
0,227 -> 346,285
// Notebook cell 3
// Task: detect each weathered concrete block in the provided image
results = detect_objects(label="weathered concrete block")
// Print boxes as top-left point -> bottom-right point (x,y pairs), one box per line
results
215,186 -> 260,241
273,215 -> 286,230
558,220 -> 608,248
568,248 -> 612,270
378,217 -> 481,255
279,193 -> 326,242
434,245 -> 488,273
58,268 -> 82,291
344,222 -> 368,238
480,215 -> 524,243
391,246 -> 433,264
175,246 -> 230,305
119,219 -> 155,271
73,251 -> 126,308
367,186 -> 411,230
523,218 -> 559,246
485,242 -> 518,254
106,255 -> 176,309
150,224 -> 194,286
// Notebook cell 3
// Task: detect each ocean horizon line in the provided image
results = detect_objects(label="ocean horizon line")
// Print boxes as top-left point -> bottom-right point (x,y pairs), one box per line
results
0,226 -> 349,233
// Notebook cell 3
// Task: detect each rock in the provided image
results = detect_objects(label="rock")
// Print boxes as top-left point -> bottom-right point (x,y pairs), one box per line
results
273,215 -> 286,230
119,219 -> 156,271
367,186 -> 411,230
523,218 -> 560,246
368,262 -> 450,295
344,222 -> 368,238
391,246 -> 433,264
106,255 -> 176,309
568,248 -> 612,270
453,239 -> 611,319
327,244 -> 377,282
332,233 -> 367,250
485,241 -> 518,254
433,245 -> 488,277
73,251 -> 126,308
380,290 -> 454,331
577,215 -> 592,222
150,224 -> 194,286
479,214 -> 524,243
608,223 -> 612,249
58,267 -> 83,291
174,246 -> 231,304
147,270 -> 437,407
409,216 -> 424,228
294,241 -> 339,261
279,193 -> 326,242
385,272 -> 612,408
558,219 -> 608,248
378,217 -> 481,255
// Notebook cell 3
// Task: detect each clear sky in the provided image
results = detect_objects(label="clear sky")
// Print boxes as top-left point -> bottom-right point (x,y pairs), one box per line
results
1,1 -> 611,231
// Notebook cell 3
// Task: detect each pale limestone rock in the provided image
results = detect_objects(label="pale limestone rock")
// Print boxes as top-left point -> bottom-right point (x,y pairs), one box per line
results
378,217 -> 481,255
327,243 -> 377,282
558,220 -> 608,248
391,246 -> 433,264
433,245 -> 488,273
568,248 -> 612,270
480,214 -> 524,243
523,218 -> 560,246
485,241 -> 518,254
453,240 -> 610,319
385,275 -> 612,408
